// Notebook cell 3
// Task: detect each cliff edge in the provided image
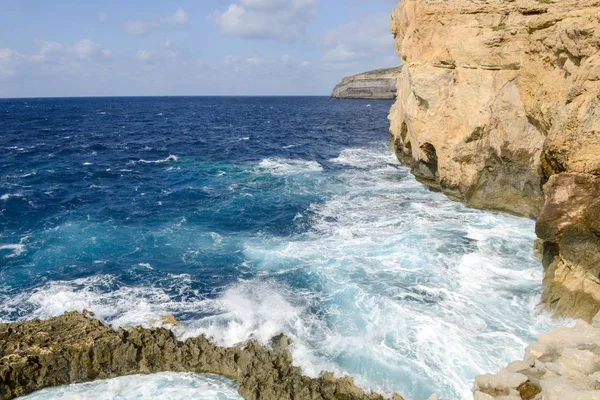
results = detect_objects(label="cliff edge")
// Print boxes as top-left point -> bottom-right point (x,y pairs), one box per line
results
389,0 -> 600,322
332,67 -> 402,99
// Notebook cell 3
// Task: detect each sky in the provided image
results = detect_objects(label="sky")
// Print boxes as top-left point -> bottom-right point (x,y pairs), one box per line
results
0,0 -> 401,98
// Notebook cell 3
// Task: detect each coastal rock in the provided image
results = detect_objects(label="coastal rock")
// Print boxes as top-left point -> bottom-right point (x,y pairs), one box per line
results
332,67 -> 402,99
0,312 -> 401,400
536,173 -> 600,321
474,317 -> 600,400
389,0 -> 600,320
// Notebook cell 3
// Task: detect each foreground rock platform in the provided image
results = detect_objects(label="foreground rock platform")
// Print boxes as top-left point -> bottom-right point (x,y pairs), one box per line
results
388,0 -> 600,321
0,312 -> 402,400
474,315 -> 600,400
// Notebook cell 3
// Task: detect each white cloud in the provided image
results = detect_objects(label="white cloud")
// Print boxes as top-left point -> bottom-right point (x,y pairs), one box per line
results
0,38 -> 113,83
34,39 -> 65,56
98,12 -> 108,23
323,45 -> 366,63
136,50 -> 153,63
125,8 -> 189,36
209,0 -> 317,41
72,39 -> 112,61
32,38 -> 111,61
136,48 -> 179,64
0,48 -> 19,80
322,13 -> 394,65
164,8 -> 189,25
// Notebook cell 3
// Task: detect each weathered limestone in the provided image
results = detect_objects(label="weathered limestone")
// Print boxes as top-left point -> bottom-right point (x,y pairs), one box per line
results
474,315 -> 600,400
389,0 -> 600,321
332,67 -> 402,99
536,174 -> 600,322
0,312 -> 402,400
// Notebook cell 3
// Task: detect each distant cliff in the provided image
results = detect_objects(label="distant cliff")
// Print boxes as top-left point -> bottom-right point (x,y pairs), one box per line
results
331,67 -> 402,99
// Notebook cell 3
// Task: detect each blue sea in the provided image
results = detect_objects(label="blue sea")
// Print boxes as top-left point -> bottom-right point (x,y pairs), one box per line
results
1,97 -> 560,400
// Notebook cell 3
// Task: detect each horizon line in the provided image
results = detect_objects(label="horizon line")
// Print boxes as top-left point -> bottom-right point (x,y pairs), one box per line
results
0,94 -> 363,100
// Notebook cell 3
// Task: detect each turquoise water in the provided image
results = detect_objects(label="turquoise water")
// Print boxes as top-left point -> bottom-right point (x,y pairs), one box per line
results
1,97 -> 560,399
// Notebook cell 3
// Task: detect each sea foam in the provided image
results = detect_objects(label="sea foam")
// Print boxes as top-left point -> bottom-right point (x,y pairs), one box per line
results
21,372 -> 241,400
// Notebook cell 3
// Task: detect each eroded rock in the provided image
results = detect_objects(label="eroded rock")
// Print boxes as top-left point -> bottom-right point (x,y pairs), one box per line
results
0,312 -> 401,400
474,317 -> 600,400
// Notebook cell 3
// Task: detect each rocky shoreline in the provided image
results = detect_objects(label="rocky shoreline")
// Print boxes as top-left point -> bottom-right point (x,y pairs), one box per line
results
0,312 -> 402,400
474,315 -> 600,400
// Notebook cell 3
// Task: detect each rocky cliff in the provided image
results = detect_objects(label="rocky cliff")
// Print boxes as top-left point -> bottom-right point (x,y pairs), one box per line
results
389,0 -> 600,322
332,67 -> 402,99
0,312 -> 401,400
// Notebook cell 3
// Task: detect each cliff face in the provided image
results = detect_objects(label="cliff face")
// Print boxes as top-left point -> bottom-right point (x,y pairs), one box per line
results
332,67 -> 402,99
389,0 -> 600,321
0,312 -> 401,400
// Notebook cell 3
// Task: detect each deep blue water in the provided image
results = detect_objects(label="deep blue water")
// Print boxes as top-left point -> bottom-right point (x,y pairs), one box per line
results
1,97 -> 559,400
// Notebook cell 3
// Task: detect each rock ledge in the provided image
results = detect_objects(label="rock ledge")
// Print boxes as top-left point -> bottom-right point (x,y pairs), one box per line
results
0,312 -> 402,400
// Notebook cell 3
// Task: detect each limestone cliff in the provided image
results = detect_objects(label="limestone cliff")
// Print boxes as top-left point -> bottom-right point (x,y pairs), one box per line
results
389,0 -> 600,321
0,312 -> 401,400
332,67 -> 402,99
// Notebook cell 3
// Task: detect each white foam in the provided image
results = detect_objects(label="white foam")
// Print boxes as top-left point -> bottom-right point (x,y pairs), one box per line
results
0,244 -> 26,258
138,155 -> 179,164
21,373 -> 241,400
1,193 -> 23,201
181,280 -> 317,346
257,158 -> 323,176
329,147 -> 397,169
1,145 -> 570,400
6,171 -> 36,178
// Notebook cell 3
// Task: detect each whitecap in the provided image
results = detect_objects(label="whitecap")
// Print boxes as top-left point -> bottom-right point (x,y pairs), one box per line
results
329,148 -> 397,169
0,244 -> 26,258
6,171 -> 36,178
137,155 -> 179,164
256,158 -> 323,176
0,193 -> 23,201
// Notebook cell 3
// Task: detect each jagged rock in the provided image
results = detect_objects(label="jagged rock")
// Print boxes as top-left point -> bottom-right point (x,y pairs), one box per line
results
474,317 -> 600,399
0,312 -> 401,400
332,67 -> 402,99
389,0 -> 600,321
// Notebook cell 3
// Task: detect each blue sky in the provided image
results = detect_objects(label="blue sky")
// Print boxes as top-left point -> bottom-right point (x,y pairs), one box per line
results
0,0 -> 400,97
